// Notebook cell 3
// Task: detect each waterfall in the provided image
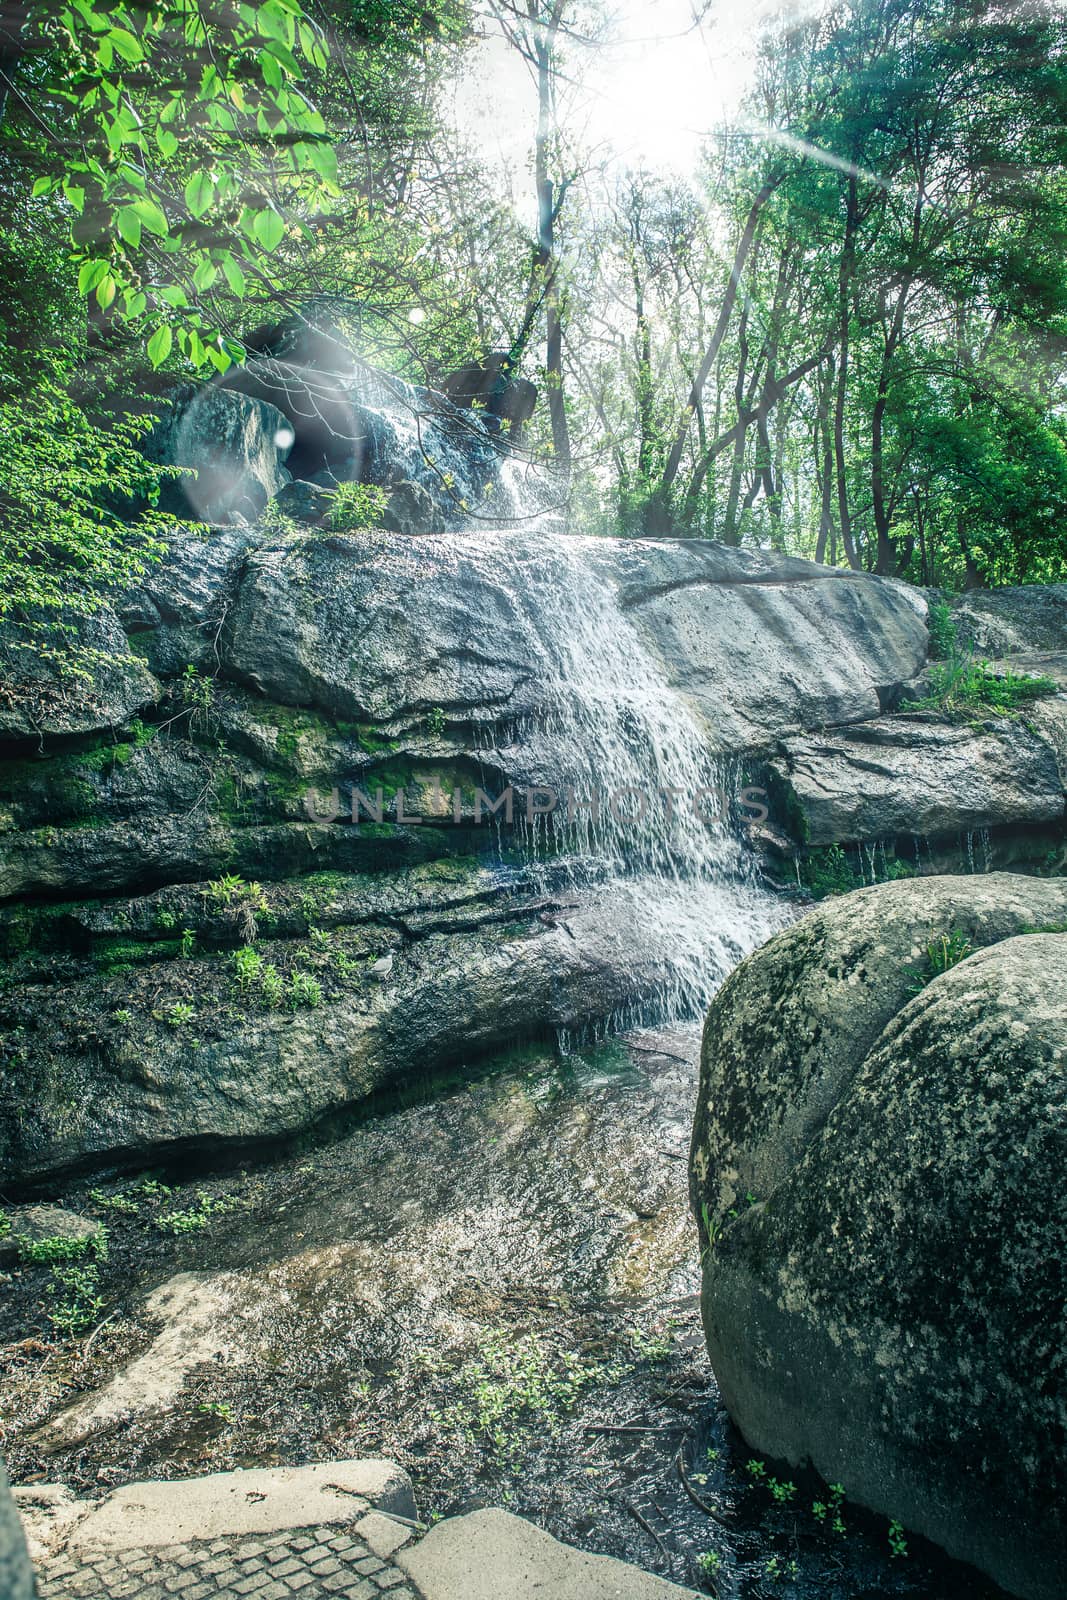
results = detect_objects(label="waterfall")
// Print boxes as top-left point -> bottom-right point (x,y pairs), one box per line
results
455,534 -> 790,1026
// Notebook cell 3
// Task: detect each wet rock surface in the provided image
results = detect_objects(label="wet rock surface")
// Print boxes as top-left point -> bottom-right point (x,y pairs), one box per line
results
0,1032 -> 1006,1599
768,714 -> 1066,847
1,531 -> 1066,1181
691,877 -> 1067,1600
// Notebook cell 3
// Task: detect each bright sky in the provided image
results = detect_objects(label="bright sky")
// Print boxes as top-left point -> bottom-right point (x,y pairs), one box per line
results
453,1 -> 822,187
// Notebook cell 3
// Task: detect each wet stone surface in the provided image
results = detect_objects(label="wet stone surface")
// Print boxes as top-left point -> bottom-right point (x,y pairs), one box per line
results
2,1031 -> 1007,1599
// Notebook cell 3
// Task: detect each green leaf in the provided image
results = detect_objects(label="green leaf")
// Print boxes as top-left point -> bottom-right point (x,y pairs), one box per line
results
184,171 -> 215,219
77,258 -> 110,295
96,274 -> 117,310
156,127 -> 179,159
193,259 -> 218,291
132,198 -> 169,236
221,256 -> 247,296
117,207 -> 142,248
256,2 -> 294,45
109,26 -> 143,63
158,285 -> 190,308
260,51 -> 282,90
262,37 -> 302,77
147,325 -> 173,367
254,209 -> 286,251
62,182 -> 86,214
32,176 -> 54,197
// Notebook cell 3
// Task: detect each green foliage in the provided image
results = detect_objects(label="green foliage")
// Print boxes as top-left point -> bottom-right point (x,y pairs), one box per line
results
17,0 -> 338,368
888,1518 -> 909,1559
0,369 -> 171,666
287,970 -> 322,1009
926,599 -> 957,661
417,1326 -> 607,1458
904,659 -> 1059,717
326,480 -> 388,532
797,844 -> 859,900
232,944 -> 321,1010
16,1230 -> 99,1265
207,874 -> 269,940
165,1000 -> 195,1028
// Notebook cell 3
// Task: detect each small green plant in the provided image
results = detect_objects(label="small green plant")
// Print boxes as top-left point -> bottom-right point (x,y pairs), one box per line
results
232,945 -> 289,1009
904,656 -> 1058,718
46,1260 -> 106,1335
111,1007 -> 133,1025
309,925 -> 332,950
426,705 -> 446,737
179,665 -> 217,734
17,1230 -> 101,1265
888,1518 -> 908,1558
198,1400 -> 234,1421
287,971 -> 322,1010
166,1001 -> 195,1029
927,597 -> 957,660
155,1190 -> 240,1235
234,944 -> 263,988
155,907 -> 176,930
908,928 -> 973,992
206,874 -> 268,940
180,928 -> 196,959
697,1550 -> 721,1576
259,963 -> 285,1008
327,481 -> 388,533
798,843 -> 858,899
88,1186 -> 140,1216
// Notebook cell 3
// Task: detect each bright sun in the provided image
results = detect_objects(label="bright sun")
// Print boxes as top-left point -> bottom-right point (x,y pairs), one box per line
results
454,0 -> 823,186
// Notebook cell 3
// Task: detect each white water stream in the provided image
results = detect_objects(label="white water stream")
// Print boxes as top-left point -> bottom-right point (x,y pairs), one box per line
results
459,535 -> 791,1025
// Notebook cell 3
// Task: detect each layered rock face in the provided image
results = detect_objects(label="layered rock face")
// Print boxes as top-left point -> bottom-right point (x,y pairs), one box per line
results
691,875 -> 1067,1600
1,323 -> 1065,1183
0,527 -> 931,1184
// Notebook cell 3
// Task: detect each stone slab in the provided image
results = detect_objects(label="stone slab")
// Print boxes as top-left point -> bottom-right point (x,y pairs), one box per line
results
398,1507 -> 700,1600
22,1460 -> 415,1557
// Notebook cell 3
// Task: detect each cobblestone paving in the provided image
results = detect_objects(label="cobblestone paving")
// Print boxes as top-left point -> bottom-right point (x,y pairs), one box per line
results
35,1524 -> 420,1600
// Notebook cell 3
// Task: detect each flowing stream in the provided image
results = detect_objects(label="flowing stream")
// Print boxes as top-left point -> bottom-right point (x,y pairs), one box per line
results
465,533 -> 791,1026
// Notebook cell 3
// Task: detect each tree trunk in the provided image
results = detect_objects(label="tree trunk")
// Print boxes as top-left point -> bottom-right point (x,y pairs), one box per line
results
656,178 -> 778,514
833,175 -> 860,569
533,16 -> 570,475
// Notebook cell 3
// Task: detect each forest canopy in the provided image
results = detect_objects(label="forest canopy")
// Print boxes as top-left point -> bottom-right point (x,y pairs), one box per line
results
0,0 -> 1065,633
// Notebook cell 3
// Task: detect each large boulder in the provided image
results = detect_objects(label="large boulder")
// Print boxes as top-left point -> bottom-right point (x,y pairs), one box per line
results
222,533 -> 930,752
0,606 -> 159,744
148,383 -> 293,524
950,583 -> 1067,656
691,874 -> 1067,1600
0,1459 -> 35,1600
0,877 -> 745,1183
117,523 -> 262,675
769,713 -> 1066,846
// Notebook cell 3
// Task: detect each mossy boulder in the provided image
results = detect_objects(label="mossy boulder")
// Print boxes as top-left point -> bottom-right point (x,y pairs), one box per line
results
0,1457 -> 35,1600
691,874 -> 1067,1600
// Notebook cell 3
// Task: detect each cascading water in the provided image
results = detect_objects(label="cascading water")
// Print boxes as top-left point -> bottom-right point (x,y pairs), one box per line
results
458,535 -> 791,1027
